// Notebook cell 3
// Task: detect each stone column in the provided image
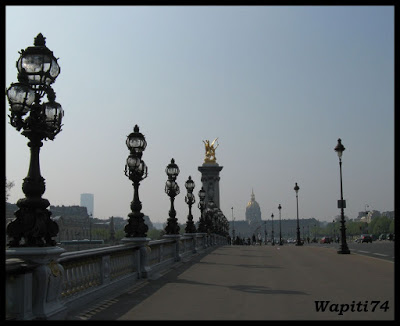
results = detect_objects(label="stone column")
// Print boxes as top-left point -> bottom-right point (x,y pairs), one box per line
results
198,163 -> 223,209
6,247 -> 67,320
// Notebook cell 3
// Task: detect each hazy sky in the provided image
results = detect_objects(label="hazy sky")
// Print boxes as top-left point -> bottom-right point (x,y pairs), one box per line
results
5,6 -> 394,225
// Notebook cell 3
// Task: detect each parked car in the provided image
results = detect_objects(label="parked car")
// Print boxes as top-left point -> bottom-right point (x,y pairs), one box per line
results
320,237 -> 332,244
379,234 -> 387,241
360,234 -> 372,243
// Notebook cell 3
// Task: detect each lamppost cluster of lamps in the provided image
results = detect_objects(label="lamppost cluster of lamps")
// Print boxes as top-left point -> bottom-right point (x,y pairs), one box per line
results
123,128 -> 230,240
6,33 -> 63,247
6,34 -> 350,255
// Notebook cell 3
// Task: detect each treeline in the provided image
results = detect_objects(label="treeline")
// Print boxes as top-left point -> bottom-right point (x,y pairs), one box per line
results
96,223 -> 189,243
315,215 -> 394,239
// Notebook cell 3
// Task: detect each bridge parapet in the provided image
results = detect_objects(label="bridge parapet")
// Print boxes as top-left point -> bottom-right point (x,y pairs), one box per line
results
6,233 -> 228,320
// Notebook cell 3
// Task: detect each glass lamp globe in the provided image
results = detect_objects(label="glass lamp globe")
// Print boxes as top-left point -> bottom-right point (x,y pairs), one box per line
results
6,82 -> 35,114
17,33 -> 60,87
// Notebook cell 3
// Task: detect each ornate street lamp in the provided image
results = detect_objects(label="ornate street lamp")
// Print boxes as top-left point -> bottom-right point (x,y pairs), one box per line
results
335,138 -> 350,254
6,33 -> 63,247
294,182 -> 303,246
164,159 -> 180,234
197,187 -> 207,232
271,213 -> 275,246
278,204 -> 283,245
184,176 -> 197,233
124,125 -> 148,237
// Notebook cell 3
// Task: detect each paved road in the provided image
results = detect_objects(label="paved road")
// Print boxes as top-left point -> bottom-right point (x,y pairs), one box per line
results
308,240 -> 395,262
69,245 -> 394,320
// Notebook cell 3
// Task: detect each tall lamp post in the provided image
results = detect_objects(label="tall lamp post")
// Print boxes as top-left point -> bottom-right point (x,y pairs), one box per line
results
271,213 -> 275,246
264,221 -> 267,245
294,182 -> 303,246
231,207 -> 236,245
184,176 -> 196,233
6,33 -> 63,247
164,159 -> 180,235
278,204 -> 282,245
197,187 -> 206,232
89,213 -> 92,243
335,138 -> 350,254
314,223 -> 317,242
124,125 -> 148,238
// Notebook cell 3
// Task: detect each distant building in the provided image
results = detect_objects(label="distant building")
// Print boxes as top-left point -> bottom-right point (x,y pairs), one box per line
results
80,193 -> 94,216
245,189 -> 262,226
358,210 -> 381,223
382,211 -> 395,219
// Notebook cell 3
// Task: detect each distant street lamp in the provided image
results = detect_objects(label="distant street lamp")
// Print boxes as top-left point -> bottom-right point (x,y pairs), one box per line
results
332,219 -> 336,241
6,34 -> 63,247
264,220 -> 267,245
124,125 -> 148,237
231,207 -> 236,245
314,223 -> 317,242
278,204 -> 282,245
184,176 -> 197,233
197,187 -> 206,232
271,213 -> 275,246
294,182 -> 303,246
334,138 -> 350,254
89,213 -> 92,243
164,159 -> 180,235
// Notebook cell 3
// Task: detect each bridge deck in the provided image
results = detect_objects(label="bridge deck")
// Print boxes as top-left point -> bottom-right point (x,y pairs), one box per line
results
67,245 -> 394,320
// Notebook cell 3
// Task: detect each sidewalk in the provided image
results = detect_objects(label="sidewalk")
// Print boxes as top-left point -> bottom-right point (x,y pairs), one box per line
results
70,245 -> 395,320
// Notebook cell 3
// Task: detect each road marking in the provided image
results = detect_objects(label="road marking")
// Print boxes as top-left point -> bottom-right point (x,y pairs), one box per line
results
357,250 -> 370,253
351,251 -> 394,263
373,253 -> 388,257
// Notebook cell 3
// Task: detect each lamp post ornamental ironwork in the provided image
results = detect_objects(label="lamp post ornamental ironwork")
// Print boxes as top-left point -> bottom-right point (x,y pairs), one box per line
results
185,176 -> 197,233
271,213 -> 275,246
231,207 -> 235,245
278,204 -> 282,245
6,33 -> 64,247
124,124 -> 148,237
197,187 -> 206,232
335,138 -> 350,254
294,182 -> 303,246
164,158 -> 180,235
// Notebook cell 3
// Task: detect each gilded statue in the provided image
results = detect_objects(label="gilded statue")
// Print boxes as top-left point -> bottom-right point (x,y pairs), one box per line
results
203,138 -> 219,163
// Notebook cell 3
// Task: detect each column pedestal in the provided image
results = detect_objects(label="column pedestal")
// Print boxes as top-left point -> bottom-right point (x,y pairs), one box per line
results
6,246 -> 67,320
162,234 -> 182,261
121,237 -> 151,278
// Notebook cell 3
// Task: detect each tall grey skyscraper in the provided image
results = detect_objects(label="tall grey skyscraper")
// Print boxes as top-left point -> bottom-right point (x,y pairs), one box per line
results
80,193 -> 94,216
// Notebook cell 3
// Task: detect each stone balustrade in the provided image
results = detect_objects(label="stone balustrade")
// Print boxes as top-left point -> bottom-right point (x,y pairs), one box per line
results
6,233 -> 227,320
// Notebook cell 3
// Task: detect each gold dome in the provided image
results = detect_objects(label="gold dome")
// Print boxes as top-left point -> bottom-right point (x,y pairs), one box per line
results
246,189 -> 260,208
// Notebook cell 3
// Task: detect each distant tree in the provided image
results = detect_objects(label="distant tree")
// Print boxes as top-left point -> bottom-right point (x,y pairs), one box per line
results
147,228 -> 162,240
5,178 -> 15,202
92,228 -> 110,241
370,216 -> 391,236
345,220 -> 367,237
389,218 -> 395,234
115,230 -> 125,241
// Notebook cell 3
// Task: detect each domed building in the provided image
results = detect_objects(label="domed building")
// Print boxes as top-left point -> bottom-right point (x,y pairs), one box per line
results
245,189 -> 262,225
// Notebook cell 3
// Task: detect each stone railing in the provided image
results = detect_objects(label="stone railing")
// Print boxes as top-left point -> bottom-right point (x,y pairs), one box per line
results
6,233 -> 227,320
